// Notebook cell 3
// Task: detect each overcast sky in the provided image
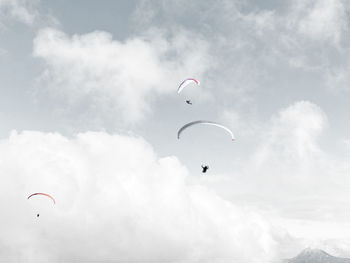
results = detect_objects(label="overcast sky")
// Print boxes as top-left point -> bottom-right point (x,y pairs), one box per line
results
2,0 -> 350,262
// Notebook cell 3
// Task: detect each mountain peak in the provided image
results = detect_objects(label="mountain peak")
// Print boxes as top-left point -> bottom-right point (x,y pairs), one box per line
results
299,248 -> 329,256
287,248 -> 350,263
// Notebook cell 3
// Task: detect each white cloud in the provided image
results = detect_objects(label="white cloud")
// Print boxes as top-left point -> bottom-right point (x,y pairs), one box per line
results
254,101 -> 326,166
202,101 -> 350,259
213,101 -> 350,224
246,101 -> 348,203
0,130 -> 282,262
287,0 -> 347,44
33,27 -> 210,125
0,0 -> 38,25
129,0 -> 350,101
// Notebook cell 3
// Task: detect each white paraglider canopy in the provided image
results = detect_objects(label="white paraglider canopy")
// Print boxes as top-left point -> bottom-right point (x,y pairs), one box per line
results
177,120 -> 235,141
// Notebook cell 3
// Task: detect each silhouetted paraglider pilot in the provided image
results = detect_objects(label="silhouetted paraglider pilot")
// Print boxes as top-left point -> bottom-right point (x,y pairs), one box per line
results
201,165 -> 209,173
186,100 -> 192,105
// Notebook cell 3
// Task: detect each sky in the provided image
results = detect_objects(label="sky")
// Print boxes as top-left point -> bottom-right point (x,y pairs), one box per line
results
1,0 -> 350,262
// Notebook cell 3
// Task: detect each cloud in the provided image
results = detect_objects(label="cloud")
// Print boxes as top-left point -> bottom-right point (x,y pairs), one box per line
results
0,130 -> 282,262
286,0 -> 347,44
0,0 -> 38,26
254,101 -> 326,167
33,27 -> 211,125
209,101 -> 350,224
198,100 -> 350,258
245,101 -> 335,199
132,0 -> 350,99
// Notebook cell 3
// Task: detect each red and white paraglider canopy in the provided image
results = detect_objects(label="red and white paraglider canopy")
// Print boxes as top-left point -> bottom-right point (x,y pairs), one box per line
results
27,193 -> 56,204
177,78 -> 200,94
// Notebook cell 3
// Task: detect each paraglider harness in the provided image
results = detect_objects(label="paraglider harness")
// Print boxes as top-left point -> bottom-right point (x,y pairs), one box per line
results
201,165 -> 209,173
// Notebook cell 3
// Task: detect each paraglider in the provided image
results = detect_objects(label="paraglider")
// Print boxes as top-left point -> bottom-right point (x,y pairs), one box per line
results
28,193 -> 55,217
201,165 -> 209,173
177,120 -> 235,141
186,100 -> 192,105
177,78 -> 200,94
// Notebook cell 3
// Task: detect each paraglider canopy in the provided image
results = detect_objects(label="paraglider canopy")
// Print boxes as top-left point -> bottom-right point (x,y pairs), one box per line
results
177,78 -> 200,94
27,193 -> 56,204
177,120 -> 235,141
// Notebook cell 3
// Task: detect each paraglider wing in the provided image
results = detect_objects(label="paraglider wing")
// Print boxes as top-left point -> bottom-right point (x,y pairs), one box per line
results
27,193 -> 56,204
177,120 -> 235,141
177,78 -> 200,94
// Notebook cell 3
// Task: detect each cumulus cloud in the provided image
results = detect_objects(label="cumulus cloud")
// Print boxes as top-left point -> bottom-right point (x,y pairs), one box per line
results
33,27 -> 210,125
254,101 -> 326,167
193,100 -> 350,259
209,101 -> 350,224
0,130 -> 282,262
247,101 -> 342,198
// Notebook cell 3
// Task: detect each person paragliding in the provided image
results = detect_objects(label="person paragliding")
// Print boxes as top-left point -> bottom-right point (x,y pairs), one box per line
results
186,100 -> 192,105
27,193 -> 55,217
201,165 -> 209,173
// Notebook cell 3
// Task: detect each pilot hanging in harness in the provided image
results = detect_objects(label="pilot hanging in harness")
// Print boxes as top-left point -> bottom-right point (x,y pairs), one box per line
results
201,165 -> 209,173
